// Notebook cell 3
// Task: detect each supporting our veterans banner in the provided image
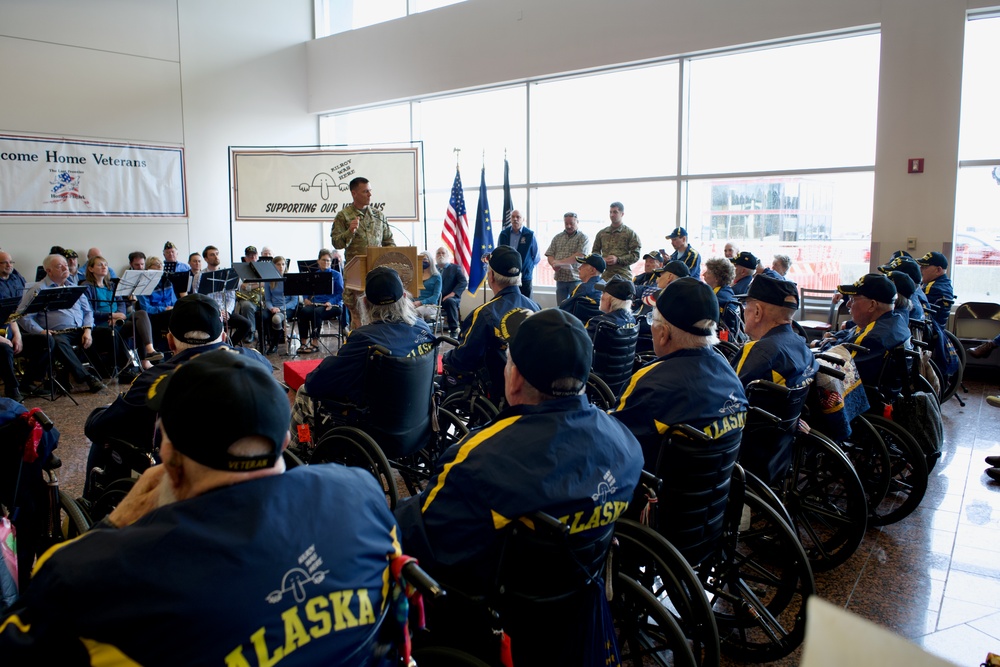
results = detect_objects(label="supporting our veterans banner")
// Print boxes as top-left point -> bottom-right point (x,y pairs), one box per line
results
0,134 -> 186,216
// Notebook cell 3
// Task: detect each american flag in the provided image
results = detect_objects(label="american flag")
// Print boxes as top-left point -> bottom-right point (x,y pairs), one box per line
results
441,169 -> 471,277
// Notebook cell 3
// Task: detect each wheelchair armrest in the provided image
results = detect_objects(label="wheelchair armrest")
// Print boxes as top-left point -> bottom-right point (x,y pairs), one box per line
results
747,405 -> 781,424
434,335 -> 460,347
667,423 -> 713,442
814,353 -> 846,366
524,511 -> 571,538
639,469 -> 662,490
400,561 -> 447,601
840,343 -> 869,354
816,364 -> 847,381
910,338 -> 930,350
746,379 -> 791,396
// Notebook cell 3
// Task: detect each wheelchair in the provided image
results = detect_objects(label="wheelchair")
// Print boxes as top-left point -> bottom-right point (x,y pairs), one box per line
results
301,339 -> 469,508
438,365 -> 501,431
618,424 -> 814,663
740,379 -> 868,572
590,319 -> 639,401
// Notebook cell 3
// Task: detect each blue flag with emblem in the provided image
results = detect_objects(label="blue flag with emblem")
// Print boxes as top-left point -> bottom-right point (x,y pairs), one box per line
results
469,167 -> 494,295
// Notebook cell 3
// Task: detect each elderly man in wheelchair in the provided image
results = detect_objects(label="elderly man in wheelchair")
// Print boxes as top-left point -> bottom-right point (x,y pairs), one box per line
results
396,309 -> 643,665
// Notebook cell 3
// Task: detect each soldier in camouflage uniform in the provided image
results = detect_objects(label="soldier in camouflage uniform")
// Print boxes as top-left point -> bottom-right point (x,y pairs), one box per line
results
592,201 -> 641,282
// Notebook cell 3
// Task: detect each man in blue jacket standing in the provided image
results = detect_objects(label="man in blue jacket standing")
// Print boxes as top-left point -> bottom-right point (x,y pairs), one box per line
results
497,210 -> 540,298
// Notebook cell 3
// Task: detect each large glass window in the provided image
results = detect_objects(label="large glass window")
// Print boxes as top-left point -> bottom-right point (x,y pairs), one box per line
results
954,15 -> 1000,302
316,0 -> 466,37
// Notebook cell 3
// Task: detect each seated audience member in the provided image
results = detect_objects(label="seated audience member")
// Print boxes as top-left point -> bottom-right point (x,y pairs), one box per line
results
0,250 -> 26,300
83,256 -> 162,371
85,294 -> 270,483
633,250 -> 664,305
916,251 -> 955,328
588,275 -> 638,397
723,242 -> 739,259
436,246 -> 468,338
126,250 -> 145,273
297,249 -> 344,354
559,253 -> 606,325
4,348 -> 400,665
61,249 -> 80,285
18,254 -> 105,394
0,251 -> 26,400
161,241 -> 191,275
236,245 -> 261,341
293,267 -> 434,427
703,257 -> 741,339
86,248 -> 117,279
730,251 -> 757,295
396,309 -> 642,665
413,250 -> 442,321
878,254 -> 928,317
188,252 -> 204,293
263,256 -> 297,354
260,246 -> 274,260
635,259 -> 690,339
136,256 -> 176,339
771,254 -> 792,279
443,246 -> 540,403
203,245 -> 251,345
613,278 -> 748,469
886,270 -> 922,322
815,273 -> 911,387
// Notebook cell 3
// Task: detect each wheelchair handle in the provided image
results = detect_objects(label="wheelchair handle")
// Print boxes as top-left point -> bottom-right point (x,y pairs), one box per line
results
668,423 -> 713,442
639,469 -> 662,489
747,405 -> 781,423
840,343 -> 869,354
815,364 -> 847,381
910,338 -> 930,350
814,353 -> 846,366
435,335 -> 460,347
524,511 -> 571,537
900,348 -> 922,359
400,561 -> 446,600
746,379 -> 791,396
33,410 -> 54,431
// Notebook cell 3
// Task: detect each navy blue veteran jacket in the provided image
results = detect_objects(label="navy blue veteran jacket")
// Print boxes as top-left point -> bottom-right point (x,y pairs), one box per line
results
922,274 -> 955,328
305,319 -> 434,404
733,323 -> 818,388
443,285 -> 540,401
819,309 -> 911,388
497,226 -> 540,282
732,273 -> 753,296
0,465 -> 401,667
613,346 -> 748,470
670,246 -> 702,282
559,275 -> 604,326
85,342 -> 271,452
396,395 -> 642,592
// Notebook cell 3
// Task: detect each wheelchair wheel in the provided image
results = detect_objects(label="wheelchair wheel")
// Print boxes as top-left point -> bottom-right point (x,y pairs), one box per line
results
86,477 -> 136,523
615,573 -> 698,667
861,414 -> 928,526
395,408 -> 469,499
313,427 -> 399,510
838,417 -> 892,510
940,330 -> 965,404
59,490 -> 92,539
703,492 -> 814,663
614,519 -> 720,667
282,448 -> 305,469
586,372 -> 617,411
441,392 -> 498,431
784,431 -> 868,572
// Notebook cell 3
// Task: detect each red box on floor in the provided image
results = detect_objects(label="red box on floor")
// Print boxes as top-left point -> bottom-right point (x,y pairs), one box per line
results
283,359 -> 322,391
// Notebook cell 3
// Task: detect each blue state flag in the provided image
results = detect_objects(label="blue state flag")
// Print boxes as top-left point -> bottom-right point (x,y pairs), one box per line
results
469,167 -> 494,294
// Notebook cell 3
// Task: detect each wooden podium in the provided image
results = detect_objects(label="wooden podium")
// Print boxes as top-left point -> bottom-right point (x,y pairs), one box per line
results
343,246 -> 423,295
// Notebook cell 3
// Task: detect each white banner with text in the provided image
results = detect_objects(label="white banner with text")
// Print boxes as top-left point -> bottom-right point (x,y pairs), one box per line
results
0,134 -> 186,217
231,147 -> 421,222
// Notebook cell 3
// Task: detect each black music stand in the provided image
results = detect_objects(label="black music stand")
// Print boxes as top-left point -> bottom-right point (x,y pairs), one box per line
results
17,286 -> 88,405
234,262 -> 283,354
297,260 -> 319,273
197,268 -> 240,342
284,272 -> 342,355
168,271 -> 190,297
115,270 -> 164,380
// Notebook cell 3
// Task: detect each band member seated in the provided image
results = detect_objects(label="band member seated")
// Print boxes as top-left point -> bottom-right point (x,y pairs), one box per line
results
297,249 -> 344,354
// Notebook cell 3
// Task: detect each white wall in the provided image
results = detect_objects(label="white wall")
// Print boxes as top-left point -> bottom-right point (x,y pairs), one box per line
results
0,0 -> 324,273
307,0 -> 999,267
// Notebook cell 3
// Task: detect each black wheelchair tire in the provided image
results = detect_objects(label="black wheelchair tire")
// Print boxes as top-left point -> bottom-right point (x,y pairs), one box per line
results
586,372 -> 617,411
837,418 -> 892,510
940,330 -> 965,404
313,427 -> 399,510
860,414 -> 928,526
59,490 -> 92,539
614,572 -> 699,667
441,392 -> 498,431
86,477 -> 137,524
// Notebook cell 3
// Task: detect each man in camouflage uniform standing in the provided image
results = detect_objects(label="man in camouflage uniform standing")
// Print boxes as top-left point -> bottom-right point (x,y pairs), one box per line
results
330,176 -> 395,329
592,201 -> 641,282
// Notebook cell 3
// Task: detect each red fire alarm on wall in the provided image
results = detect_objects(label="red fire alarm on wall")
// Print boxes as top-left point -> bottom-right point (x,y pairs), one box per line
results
908,158 -> 925,174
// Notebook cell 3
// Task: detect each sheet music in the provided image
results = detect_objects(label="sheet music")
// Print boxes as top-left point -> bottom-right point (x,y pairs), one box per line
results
116,270 -> 165,298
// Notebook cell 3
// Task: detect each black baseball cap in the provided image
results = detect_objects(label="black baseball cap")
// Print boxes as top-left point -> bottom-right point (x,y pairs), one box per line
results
655,277 -> 719,336
731,251 -> 759,269
169,294 -> 224,344
245,245 -> 258,255
489,246 -> 522,277
653,260 -> 689,278
576,253 -> 607,272
365,266 -> 404,305
597,275 -> 636,300
916,251 -> 948,269
886,271 -> 917,299
878,256 -> 922,285
837,273 -> 896,304
509,309 -> 592,396
665,227 -> 688,239
147,348 -> 289,472
643,250 -> 665,263
747,275 -> 799,309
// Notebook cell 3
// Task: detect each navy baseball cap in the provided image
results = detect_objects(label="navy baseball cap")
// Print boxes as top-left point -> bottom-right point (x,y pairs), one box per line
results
747,275 -> 799,309
489,246 -> 522,277
878,256 -> 922,285
509,309 -> 592,396
365,266 -> 404,305
653,260 -> 689,278
643,250 -> 665,263
837,273 -> 896,304
731,251 -> 759,270
665,227 -> 688,239
597,275 -> 636,300
576,253 -> 607,272
886,271 -> 917,299
655,277 -> 719,336
169,294 -> 224,344
147,349 -> 289,472
916,251 -> 948,269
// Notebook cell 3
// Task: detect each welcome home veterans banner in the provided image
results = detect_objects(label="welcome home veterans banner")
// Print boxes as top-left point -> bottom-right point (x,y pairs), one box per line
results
231,147 -> 420,222
0,134 -> 186,216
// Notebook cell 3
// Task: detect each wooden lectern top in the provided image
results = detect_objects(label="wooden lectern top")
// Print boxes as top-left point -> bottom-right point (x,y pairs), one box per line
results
343,246 -> 423,295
